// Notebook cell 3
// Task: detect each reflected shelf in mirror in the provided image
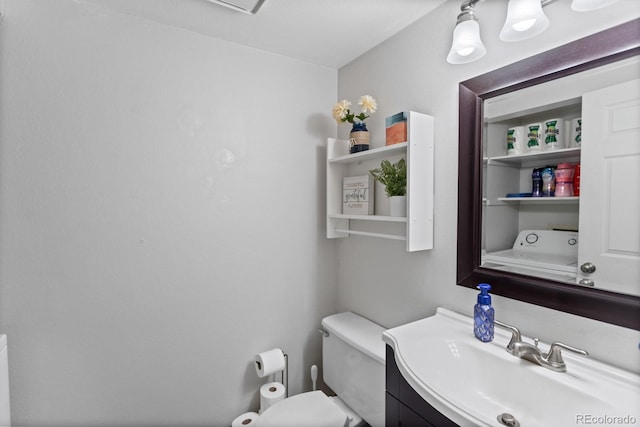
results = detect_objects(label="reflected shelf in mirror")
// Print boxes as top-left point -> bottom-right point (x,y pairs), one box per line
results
486,147 -> 581,168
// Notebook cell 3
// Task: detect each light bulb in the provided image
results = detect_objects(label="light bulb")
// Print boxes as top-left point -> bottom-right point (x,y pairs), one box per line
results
512,18 -> 536,32
500,0 -> 549,42
457,47 -> 475,57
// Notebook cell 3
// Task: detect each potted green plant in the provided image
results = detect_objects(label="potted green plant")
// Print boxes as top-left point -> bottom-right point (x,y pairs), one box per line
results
370,158 -> 407,217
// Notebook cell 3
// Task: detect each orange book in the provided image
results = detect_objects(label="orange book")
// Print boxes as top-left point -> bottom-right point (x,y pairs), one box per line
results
385,112 -> 407,146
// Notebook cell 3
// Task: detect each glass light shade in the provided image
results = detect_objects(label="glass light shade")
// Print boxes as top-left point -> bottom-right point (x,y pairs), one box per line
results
571,0 -> 621,12
447,20 -> 487,64
499,0 -> 550,42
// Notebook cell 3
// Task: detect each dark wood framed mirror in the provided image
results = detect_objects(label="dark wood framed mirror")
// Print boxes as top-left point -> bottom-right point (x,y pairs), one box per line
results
457,19 -> 640,330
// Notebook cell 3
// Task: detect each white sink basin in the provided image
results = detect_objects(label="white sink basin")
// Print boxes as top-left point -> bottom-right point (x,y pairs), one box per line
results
382,307 -> 640,427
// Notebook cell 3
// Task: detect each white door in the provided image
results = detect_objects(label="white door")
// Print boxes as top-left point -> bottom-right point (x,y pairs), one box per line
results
578,78 -> 640,295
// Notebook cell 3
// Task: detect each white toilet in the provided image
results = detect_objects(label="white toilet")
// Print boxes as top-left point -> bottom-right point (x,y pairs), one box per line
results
256,312 -> 385,427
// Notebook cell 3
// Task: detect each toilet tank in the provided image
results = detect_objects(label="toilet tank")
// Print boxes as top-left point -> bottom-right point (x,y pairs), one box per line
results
321,312 -> 385,427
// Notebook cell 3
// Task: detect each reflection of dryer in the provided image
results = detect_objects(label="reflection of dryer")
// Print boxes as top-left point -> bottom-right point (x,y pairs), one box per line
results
483,230 -> 578,278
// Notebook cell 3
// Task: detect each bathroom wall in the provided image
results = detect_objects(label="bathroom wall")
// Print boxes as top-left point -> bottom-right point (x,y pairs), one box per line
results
1,0 -> 639,425
337,0 -> 640,374
0,0 -> 338,425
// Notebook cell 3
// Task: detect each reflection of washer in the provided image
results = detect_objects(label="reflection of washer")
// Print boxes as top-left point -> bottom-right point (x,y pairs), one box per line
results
483,230 -> 578,278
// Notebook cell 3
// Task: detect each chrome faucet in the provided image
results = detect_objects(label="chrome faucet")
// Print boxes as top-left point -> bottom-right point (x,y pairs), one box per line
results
494,320 -> 588,372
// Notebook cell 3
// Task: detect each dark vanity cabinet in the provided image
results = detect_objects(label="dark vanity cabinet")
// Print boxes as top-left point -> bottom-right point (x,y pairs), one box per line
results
385,346 -> 458,427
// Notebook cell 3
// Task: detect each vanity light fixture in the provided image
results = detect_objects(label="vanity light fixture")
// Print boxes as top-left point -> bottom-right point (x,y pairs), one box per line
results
499,0 -> 549,42
446,1 -> 487,64
448,0 -> 623,64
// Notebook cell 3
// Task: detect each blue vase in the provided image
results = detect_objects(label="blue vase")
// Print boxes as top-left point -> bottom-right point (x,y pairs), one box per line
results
349,122 -> 370,153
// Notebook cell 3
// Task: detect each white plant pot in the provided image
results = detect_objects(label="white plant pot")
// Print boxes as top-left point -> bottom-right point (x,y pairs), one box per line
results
389,196 -> 407,217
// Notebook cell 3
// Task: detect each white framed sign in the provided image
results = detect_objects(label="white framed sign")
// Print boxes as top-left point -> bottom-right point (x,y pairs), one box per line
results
343,175 -> 374,215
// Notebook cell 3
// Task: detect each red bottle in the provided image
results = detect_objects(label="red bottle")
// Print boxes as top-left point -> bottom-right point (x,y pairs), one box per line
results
573,164 -> 581,196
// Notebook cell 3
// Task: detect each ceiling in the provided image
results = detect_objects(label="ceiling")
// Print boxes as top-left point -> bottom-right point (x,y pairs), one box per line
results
83,0 -> 448,68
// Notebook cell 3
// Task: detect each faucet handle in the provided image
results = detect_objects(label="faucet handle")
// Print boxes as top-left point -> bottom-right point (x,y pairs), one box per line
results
494,320 -> 522,352
546,342 -> 589,369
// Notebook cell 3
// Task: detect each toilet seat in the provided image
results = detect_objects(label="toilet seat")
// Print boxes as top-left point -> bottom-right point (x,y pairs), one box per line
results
256,391 -> 348,427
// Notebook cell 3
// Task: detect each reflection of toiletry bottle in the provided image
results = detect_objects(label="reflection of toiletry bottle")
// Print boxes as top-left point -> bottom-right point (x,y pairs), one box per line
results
507,129 -> 515,152
532,168 -> 543,197
573,119 -> 582,147
474,283 -> 494,342
527,124 -> 541,152
542,166 -> 556,197
555,163 -> 575,197
573,163 -> 581,196
544,119 -> 560,150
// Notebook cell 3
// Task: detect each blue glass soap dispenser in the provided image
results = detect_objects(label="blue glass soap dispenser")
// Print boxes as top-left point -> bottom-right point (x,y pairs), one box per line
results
474,283 -> 494,342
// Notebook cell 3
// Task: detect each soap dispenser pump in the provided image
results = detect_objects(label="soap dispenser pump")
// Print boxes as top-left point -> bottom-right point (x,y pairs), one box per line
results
474,283 -> 494,342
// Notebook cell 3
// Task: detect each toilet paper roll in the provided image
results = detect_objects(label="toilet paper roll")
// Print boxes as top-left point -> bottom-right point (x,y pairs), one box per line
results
231,411 -> 260,427
570,117 -> 582,148
525,123 -> 542,153
506,126 -> 524,156
543,118 -> 564,150
255,348 -> 285,378
259,381 -> 286,414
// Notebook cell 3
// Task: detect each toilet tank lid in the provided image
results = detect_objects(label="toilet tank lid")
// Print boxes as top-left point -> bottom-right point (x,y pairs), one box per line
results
322,312 -> 385,364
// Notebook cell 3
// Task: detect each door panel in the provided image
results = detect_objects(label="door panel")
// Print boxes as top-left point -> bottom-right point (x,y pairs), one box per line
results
579,79 -> 640,295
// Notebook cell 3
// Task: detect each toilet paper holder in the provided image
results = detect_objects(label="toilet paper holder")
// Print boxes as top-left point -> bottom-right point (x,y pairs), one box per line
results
255,349 -> 289,398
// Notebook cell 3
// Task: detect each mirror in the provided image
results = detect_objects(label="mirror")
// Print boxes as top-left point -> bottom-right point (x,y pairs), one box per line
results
456,19 -> 640,330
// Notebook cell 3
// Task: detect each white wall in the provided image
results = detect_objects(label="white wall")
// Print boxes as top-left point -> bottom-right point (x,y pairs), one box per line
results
0,1 -> 338,425
337,1 -> 640,373
1,0 -> 639,425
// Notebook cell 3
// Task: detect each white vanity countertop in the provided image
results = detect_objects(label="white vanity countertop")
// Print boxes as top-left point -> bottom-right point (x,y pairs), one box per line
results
382,307 -> 640,427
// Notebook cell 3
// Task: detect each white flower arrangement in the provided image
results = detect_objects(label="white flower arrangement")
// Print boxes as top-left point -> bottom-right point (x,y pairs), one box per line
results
332,95 -> 377,124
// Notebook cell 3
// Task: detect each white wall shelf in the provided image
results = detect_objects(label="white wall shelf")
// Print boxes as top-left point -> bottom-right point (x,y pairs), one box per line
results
326,111 -> 434,251
334,229 -> 407,241
328,142 -> 407,164
329,214 -> 407,223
